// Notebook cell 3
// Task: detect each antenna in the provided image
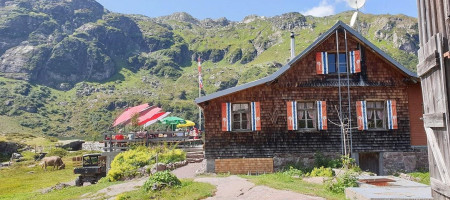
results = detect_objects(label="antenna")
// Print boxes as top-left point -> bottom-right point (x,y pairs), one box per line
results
350,12 -> 358,27
348,0 -> 366,9
347,0 -> 366,29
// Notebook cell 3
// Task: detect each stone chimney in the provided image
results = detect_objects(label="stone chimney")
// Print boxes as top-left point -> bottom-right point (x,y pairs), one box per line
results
290,32 -> 295,60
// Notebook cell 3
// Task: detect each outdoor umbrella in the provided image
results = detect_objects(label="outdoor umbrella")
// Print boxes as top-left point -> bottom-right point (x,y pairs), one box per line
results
112,103 -> 151,127
176,120 -> 195,128
121,107 -> 162,126
141,112 -> 171,128
160,116 -> 186,130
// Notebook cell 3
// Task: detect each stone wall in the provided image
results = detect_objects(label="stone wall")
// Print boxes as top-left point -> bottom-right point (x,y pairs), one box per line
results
82,141 -> 104,151
273,152 -> 340,171
382,147 -> 429,175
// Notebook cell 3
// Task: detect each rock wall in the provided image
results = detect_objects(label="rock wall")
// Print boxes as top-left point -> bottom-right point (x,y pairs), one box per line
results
382,147 -> 429,175
273,152 -> 340,171
82,141 -> 104,151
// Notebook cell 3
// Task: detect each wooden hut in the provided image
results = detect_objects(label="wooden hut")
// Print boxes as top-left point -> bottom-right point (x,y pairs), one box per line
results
196,21 -> 427,175
416,0 -> 450,199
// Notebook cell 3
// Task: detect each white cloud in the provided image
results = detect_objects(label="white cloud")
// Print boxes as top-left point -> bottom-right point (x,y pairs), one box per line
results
302,0 -> 335,17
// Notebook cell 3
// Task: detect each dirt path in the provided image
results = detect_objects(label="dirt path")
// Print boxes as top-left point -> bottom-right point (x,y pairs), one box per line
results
172,162 -> 203,179
80,177 -> 147,200
195,175 -> 325,200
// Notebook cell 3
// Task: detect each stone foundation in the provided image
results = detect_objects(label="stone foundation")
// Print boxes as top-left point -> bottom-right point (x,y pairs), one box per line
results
381,147 -> 429,175
273,152 -> 340,171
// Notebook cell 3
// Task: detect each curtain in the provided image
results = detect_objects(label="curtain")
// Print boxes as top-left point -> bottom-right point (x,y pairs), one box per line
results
376,110 -> 384,120
299,110 -> 304,119
367,110 -> 374,120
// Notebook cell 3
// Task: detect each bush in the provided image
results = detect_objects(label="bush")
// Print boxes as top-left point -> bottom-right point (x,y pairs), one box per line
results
107,145 -> 186,182
158,148 -> 186,164
282,166 -> 304,177
307,166 -> 334,177
326,171 -> 358,193
314,152 -> 342,168
142,171 -> 181,191
47,147 -> 68,158
107,146 -> 152,181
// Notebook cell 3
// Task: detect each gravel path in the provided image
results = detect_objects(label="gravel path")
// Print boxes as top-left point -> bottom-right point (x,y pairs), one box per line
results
80,177 -> 147,200
172,162 -> 203,179
195,175 -> 325,200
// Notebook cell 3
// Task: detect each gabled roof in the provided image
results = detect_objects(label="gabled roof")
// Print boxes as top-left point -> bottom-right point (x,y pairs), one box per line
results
195,21 -> 418,104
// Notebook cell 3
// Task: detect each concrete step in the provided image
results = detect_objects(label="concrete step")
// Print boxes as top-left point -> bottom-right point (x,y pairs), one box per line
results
186,153 -> 204,159
187,158 -> 204,163
182,147 -> 203,152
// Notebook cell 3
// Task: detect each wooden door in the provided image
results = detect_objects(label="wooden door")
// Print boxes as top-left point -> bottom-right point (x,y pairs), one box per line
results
417,0 -> 450,198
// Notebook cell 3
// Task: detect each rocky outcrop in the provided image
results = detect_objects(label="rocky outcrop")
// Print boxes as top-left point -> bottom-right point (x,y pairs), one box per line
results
269,12 -> 309,30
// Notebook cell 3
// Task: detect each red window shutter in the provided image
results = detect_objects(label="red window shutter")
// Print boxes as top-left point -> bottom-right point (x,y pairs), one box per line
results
286,101 -> 295,130
221,103 -> 231,131
387,100 -> 398,130
316,52 -> 328,74
354,50 -> 361,73
251,102 -> 261,131
356,101 -> 368,130
317,101 -> 327,130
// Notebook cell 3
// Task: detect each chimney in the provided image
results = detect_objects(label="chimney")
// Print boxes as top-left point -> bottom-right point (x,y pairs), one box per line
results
290,32 -> 295,60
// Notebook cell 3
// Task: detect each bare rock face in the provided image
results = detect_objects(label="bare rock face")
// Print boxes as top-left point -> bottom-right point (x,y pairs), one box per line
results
0,45 -> 39,80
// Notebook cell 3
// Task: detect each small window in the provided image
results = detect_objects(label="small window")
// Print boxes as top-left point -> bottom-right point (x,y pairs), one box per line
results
298,102 -> 316,129
327,53 -> 347,74
367,101 -> 386,129
232,103 -> 250,131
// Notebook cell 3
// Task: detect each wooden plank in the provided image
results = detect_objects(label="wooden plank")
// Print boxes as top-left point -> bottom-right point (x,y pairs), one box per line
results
430,0 -> 438,36
425,128 -> 450,184
419,0 -> 428,45
423,113 -> 446,127
436,0 -> 448,38
431,178 -> 450,197
417,50 -> 439,76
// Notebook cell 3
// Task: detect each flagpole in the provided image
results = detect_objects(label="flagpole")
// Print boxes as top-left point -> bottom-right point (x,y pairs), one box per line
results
198,57 -> 202,131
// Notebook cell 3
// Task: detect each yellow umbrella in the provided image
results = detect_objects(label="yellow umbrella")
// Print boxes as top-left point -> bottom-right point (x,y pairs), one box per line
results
177,120 -> 195,128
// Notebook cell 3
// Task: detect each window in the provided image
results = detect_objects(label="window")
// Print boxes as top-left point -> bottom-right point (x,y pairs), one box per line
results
232,103 -> 250,130
298,102 -> 316,129
367,101 -> 385,129
327,53 -> 347,74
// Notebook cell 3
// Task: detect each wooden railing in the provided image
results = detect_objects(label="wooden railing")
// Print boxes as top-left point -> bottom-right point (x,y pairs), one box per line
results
102,132 -> 202,152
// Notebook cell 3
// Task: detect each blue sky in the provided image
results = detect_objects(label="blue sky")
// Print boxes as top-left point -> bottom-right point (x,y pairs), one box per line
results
95,0 -> 418,21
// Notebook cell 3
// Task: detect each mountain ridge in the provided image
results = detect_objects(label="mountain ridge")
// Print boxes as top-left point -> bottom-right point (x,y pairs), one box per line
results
0,0 -> 419,138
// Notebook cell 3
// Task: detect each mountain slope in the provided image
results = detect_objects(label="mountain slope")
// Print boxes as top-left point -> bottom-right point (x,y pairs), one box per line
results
0,0 -> 419,137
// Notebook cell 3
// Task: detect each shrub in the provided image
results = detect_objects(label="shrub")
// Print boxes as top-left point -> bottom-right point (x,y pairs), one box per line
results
282,166 -> 304,177
47,147 -> 68,158
142,171 -> 181,191
106,145 -> 187,182
307,166 -> 334,177
107,146 -> 152,181
314,152 -> 343,168
326,171 -> 358,193
158,148 -> 186,164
